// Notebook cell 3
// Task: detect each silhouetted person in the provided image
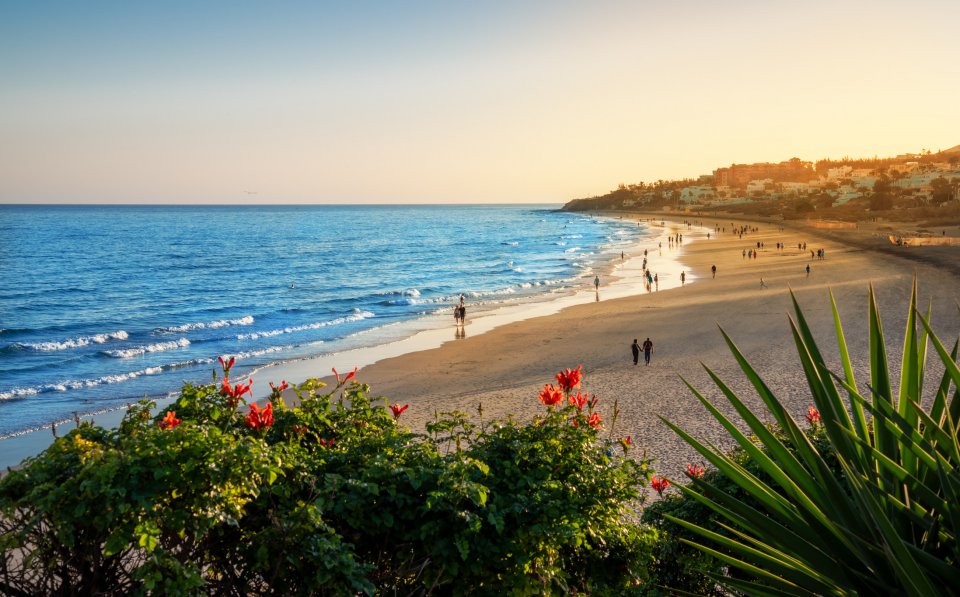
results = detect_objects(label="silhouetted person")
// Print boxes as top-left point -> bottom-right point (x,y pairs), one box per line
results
642,338 -> 653,365
631,339 -> 640,365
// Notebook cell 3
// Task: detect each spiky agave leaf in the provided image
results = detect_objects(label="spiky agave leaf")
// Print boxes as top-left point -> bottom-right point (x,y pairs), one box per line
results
664,283 -> 960,595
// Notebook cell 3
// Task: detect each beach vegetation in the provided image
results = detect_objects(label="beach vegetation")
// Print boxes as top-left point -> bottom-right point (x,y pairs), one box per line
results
662,281 -> 960,595
0,366 -> 657,595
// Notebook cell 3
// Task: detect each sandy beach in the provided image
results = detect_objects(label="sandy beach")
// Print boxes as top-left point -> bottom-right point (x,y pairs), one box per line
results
339,213 -> 960,492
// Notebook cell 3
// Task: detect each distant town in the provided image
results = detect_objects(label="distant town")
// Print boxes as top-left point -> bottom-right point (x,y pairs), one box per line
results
564,145 -> 960,222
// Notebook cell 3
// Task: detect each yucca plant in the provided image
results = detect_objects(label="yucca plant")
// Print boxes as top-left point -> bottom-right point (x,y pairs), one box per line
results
662,281 -> 960,596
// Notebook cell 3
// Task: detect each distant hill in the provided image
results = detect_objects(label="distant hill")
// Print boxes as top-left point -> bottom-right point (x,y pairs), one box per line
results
943,144 -> 960,155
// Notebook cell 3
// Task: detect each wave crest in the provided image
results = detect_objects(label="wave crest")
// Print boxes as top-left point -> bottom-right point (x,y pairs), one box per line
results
103,338 -> 191,358
19,330 -> 129,352
157,315 -> 254,333
237,311 -> 375,341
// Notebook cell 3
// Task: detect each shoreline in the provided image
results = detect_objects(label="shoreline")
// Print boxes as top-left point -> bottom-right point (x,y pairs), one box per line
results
0,216 -> 695,469
322,211 -> 960,488
5,212 -> 957,483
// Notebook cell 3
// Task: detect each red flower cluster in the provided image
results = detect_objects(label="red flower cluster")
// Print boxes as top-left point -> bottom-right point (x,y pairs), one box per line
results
390,403 -> 409,419
246,402 -> 274,431
555,365 -> 583,392
568,390 -> 589,410
221,378 -> 253,407
805,406 -> 821,425
572,412 -> 602,428
158,411 -> 181,430
650,475 -> 670,496
686,463 -> 705,478
539,384 -> 564,407
318,437 -> 336,448
292,424 -> 307,436
218,356 -> 236,375
619,436 -> 632,452
333,366 -> 357,385
269,380 -> 289,396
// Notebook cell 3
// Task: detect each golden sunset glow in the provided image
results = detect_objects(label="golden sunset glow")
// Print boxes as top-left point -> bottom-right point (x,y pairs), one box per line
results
1,1 -> 957,203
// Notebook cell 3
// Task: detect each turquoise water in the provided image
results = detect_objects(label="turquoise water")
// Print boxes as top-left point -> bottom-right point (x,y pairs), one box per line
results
0,204 -> 653,437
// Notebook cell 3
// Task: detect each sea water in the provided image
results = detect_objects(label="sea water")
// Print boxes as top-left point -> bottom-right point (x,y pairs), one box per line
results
0,204 -> 655,437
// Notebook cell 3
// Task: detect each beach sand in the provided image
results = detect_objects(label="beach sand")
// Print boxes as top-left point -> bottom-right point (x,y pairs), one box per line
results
342,214 -> 960,493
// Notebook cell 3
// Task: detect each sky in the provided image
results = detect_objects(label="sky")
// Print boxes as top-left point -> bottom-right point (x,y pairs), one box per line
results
1,0 -> 958,204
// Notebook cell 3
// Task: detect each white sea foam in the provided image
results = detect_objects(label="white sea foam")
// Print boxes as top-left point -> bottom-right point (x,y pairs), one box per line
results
0,357 -> 214,400
564,246 -> 581,253
236,311 -> 375,340
220,345 -> 289,360
158,315 -> 254,333
20,330 -> 129,352
103,338 -> 191,358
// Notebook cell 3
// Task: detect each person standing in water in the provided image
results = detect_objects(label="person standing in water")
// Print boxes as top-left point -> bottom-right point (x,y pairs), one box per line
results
594,275 -> 600,291
680,271 -> 686,285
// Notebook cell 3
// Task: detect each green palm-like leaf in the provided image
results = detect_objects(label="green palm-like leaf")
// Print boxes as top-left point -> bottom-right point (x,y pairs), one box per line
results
664,282 -> 960,595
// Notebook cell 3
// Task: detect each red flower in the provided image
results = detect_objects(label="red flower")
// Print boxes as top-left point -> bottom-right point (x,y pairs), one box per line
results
650,475 -> 670,496
158,411 -> 181,430
269,380 -> 289,396
220,378 -> 253,407
805,406 -> 821,425
390,403 -> 409,419
333,366 -> 358,385
318,437 -> 336,448
620,436 -> 632,452
555,365 -> 583,393
292,424 -> 307,436
218,356 -> 236,374
246,402 -> 274,431
538,384 -> 564,407
686,463 -> 705,478
568,390 -> 589,410
587,412 -> 602,428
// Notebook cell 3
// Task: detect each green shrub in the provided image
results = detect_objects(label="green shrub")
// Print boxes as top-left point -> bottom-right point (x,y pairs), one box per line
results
0,364 -> 658,595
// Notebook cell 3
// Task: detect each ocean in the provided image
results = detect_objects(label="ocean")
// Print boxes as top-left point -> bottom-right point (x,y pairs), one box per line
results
0,204 -> 656,438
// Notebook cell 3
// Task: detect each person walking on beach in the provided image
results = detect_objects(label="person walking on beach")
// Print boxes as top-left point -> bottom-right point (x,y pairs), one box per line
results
654,273 -> 658,290
760,277 -> 767,289
806,264 -> 811,277
631,339 -> 640,365
594,275 -> 600,291
680,271 -> 686,285
711,264 -> 717,278
642,337 -> 654,365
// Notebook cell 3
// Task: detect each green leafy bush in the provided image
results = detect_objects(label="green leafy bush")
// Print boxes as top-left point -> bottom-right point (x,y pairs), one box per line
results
0,364 -> 658,595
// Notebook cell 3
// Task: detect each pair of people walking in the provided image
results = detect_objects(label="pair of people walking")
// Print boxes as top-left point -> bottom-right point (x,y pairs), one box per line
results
631,337 -> 654,365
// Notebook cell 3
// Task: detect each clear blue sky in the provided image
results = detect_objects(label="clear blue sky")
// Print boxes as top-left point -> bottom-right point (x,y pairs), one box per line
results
2,1 -> 958,203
